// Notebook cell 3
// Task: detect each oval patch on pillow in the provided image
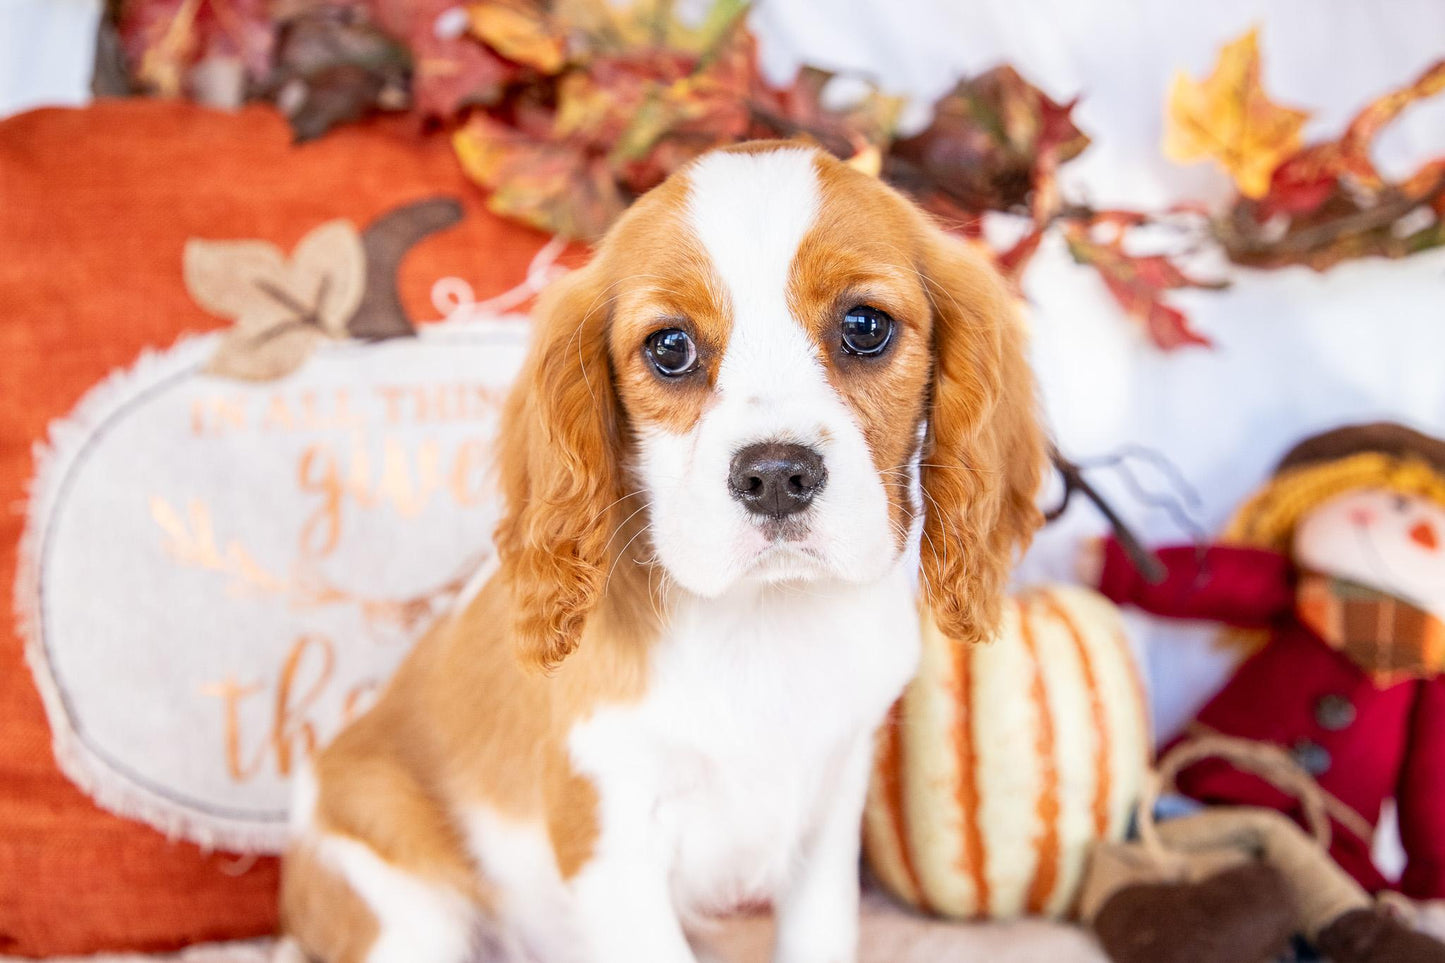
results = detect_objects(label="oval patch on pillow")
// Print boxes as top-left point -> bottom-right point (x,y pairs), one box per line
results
17,321 -> 527,852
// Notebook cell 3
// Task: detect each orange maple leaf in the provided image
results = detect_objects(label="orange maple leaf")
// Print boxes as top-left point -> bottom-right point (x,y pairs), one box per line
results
467,1 -> 567,75
1164,28 -> 1311,198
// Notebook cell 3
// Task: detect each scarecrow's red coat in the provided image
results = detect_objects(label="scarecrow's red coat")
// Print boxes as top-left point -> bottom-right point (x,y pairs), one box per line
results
1100,537 -> 1445,899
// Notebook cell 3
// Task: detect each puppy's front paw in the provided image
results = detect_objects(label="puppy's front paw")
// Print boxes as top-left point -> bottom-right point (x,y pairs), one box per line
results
773,948 -> 855,963
772,921 -> 857,963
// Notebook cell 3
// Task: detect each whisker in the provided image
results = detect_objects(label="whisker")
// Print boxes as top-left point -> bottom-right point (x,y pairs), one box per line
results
605,522 -> 656,590
917,462 -> 997,475
915,484 -> 960,574
602,502 -> 654,555
644,559 -> 669,627
598,488 -> 649,515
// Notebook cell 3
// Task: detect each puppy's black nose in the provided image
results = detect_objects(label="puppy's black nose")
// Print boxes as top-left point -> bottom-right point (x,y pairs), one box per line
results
728,442 -> 827,518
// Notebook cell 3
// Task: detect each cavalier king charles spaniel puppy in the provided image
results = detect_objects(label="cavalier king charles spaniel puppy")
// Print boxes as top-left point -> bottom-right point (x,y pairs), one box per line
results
280,141 -> 1043,963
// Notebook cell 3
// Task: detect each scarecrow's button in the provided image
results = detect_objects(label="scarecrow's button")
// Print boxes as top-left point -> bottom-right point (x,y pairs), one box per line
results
1291,739 -> 1332,777
1314,693 -> 1356,732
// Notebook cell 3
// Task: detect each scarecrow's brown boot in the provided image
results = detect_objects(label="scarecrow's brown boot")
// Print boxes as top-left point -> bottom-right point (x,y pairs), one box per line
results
1316,907 -> 1445,963
1092,862 -> 1296,963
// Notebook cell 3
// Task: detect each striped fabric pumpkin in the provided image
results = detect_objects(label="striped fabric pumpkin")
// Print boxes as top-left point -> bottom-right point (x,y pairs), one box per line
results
864,585 -> 1150,920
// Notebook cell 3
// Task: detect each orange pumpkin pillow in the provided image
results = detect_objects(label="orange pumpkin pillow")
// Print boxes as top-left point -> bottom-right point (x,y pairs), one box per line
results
0,99 -> 548,956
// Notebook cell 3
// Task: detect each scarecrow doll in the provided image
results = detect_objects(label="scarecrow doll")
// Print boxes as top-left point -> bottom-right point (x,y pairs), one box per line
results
1092,422 -> 1445,960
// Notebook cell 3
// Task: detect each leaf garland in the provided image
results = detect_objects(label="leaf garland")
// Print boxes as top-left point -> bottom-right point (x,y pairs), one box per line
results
1063,217 -> 1227,350
105,7 -> 1445,350
1209,57 -> 1445,271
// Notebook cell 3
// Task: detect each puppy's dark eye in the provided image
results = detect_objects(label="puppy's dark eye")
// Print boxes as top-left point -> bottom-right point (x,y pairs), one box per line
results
644,328 -> 698,376
841,306 -> 894,356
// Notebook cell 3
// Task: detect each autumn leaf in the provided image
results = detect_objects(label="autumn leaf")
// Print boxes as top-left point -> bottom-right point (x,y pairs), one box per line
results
1253,60 -> 1445,223
265,8 -> 412,142
553,10 -> 759,193
1337,59 -> 1445,188
453,114 -> 628,238
1064,221 -> 1225,350
103,0 -> 1445,356
121,0 -> 204,96
751,66 -> 904,161
608,37 -> 760,190
1219,58 -> 1445,270
1254,144 -> 1343,220
554,0 -> 749,58
185,220 -> 366,380
370,0 -> 520,118
996,228 -> 1044,282
451,0 -> 761,237
467,1 -> 568,74
1164,28 -> 1310,198
554,52 -> 707,150
886,65 -> 1088,218
117,0 -> 274,103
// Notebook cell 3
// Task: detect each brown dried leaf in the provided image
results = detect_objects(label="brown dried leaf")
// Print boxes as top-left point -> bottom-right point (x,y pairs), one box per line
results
886,65 -> 1088,217
752,66 -> 904,160
267,7 -> 412,141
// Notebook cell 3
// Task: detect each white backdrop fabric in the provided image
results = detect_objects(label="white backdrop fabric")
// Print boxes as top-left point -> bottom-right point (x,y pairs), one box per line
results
2,0 -> 1443,744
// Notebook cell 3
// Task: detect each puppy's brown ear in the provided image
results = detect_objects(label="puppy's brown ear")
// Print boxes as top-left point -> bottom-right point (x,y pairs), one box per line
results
918,229 -> 1045,645
494,262 -> 623,671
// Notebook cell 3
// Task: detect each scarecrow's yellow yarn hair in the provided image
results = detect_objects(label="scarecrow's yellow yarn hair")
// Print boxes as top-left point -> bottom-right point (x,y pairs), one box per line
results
1223,453 -> 1445,552
1215,453 -> 1445,654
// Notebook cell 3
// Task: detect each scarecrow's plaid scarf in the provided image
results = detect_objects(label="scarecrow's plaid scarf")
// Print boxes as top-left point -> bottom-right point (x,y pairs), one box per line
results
1296,572 -> 1445,685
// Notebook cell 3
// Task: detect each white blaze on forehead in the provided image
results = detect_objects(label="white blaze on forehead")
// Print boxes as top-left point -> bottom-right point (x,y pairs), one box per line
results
684,147 -> 826,402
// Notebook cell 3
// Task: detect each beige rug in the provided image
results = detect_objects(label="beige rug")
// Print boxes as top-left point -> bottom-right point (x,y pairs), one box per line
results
5,893 -> 1107,962
704,892 -> 1109,962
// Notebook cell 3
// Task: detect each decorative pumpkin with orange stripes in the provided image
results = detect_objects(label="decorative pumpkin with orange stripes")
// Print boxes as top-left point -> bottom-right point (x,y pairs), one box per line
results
863,585 -> 1150,919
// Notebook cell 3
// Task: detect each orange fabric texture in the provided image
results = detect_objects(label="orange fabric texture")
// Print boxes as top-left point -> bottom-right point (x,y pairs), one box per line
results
0,99 -> 546,956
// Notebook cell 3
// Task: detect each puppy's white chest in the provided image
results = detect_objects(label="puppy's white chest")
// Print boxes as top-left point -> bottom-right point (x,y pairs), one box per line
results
658,727 -> 828,914
568,568 -> 919,915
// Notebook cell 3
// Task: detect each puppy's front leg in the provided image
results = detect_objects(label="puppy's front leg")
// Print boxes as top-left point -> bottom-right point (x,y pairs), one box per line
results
570,818 -> 696,963
772,735 -> 873,963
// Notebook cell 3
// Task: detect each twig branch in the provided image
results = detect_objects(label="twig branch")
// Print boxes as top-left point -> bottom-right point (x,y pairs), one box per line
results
1217,176 -> 1445,266
1046,445 -> 1167,584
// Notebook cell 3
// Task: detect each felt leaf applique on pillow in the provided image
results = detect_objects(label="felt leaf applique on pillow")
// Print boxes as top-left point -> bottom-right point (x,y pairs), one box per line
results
185,219 -> 366,380
182,198 -> 463,381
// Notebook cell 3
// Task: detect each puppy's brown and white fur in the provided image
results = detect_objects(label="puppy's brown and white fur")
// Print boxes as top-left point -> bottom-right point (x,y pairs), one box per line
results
281,143 -> 1043,963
